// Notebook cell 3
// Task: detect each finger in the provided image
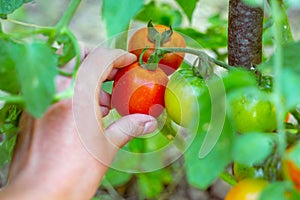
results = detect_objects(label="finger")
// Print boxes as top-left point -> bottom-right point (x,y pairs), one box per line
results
105,52 -> 136,80
7,112 -> 34,182
73,47 -> 139,163
105,114 -> 157,148
99,90 -> 111,117
112,50 -> 137,69
99,49 -> 136,82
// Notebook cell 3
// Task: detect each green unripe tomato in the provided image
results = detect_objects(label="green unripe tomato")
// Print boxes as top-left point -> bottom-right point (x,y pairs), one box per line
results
227,87 -> 277,133
164,69 -> 207,129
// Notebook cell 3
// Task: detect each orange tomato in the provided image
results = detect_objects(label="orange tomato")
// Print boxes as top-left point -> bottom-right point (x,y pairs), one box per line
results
225,178 -> 268,200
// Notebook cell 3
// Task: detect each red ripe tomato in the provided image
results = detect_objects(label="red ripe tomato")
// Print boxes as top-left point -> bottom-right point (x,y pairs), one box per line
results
111,62 -> 168,118
128,24 -> 186,75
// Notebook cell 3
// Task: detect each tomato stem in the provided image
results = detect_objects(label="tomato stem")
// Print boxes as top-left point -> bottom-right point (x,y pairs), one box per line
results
160,115 -> 187,153
0,95 -> 24,104
55,0 -> 81,30
139,47 -> 160,71
270,0 -> 286,154
219,171 -> 237,186
158,47 -> 234,70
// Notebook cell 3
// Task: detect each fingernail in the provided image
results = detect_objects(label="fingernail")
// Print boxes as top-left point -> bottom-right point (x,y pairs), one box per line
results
142,120 -> 157,134
127,53 -> 137,61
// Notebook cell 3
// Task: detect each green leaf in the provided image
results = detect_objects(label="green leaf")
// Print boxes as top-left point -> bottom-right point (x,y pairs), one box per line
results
260,41 -> 300,74
260,181 -> 300,200
102,0 -> 145,37
137,169 -> 172,198
175,0 -> 198,22
282,68 -> 300,110
0,0 -> 33,15
135,1 -> 182,27
232,132 -> 275,166
259,41 -> 300,110
0,38 -> 20,94
222,68 -> 257,93
242,0 -> 264,8
184,118 -> 234,189
0,126 -> 18,168
101,81 -> 113,94
175,27 -> 227,49
13,41 -> 58,118
102,168 -> 132,187
285,0 -> 300,8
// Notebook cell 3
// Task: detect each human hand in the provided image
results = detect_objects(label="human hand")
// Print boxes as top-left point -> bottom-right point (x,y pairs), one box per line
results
0,47 -> 158,200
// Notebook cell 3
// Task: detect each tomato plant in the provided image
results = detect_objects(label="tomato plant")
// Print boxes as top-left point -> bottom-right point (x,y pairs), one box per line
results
225,178 -> 268,200
1,0 -> 300,199
128,22 -> 186,75
227,87 -> 277,133
111,62 -> 168,118
164,68 -> 206,128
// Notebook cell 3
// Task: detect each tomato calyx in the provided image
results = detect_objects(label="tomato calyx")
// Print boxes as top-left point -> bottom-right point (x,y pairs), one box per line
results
139,47 -> 162,71
140,20 -> 174,72
191,53 -> 214,79
147,20 -> 173,46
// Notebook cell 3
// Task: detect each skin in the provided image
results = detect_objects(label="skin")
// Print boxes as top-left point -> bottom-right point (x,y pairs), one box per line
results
0,47 -> 158,199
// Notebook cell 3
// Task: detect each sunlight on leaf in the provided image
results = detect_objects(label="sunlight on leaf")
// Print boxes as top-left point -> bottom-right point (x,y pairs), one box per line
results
102,0 -> 145,37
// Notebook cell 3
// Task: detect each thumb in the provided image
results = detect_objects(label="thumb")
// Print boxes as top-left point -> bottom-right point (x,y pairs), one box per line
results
105,114 -> 157,148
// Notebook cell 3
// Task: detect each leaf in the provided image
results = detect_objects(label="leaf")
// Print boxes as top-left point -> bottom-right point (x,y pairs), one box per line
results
0,126 -> 18,168
175,0 -> 198,22
0,0 -> 33,15
260,41 -> 300,74
102,168 -> 132,187
260,181 -> 300,200
175,27 -> 227,49
184,118 -> 234,189
259,41 -> 300,110
135,1 -> 182,27
137,169 -> 172,198
12,41 -> 58,118
101,81 -> 113,94
285,0 -> 300,8
282,68 -> 300,110
102,0 -> 145,37
242,0 -> 264,8
0,38 -> 20,94
232,132 -> 275,166
222,68 -> 257,93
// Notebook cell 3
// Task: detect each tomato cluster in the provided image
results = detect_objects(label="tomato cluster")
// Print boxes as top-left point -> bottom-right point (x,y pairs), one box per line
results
111,22 -> 185,117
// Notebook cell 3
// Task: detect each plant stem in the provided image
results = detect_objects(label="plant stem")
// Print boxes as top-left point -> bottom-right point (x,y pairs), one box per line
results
5,18 -> 51,29
219,171 -> 237,186
159,47 -> 233,70
0,95 -> 24,104
55,0 -> 81,29
270,0 -> 286,154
